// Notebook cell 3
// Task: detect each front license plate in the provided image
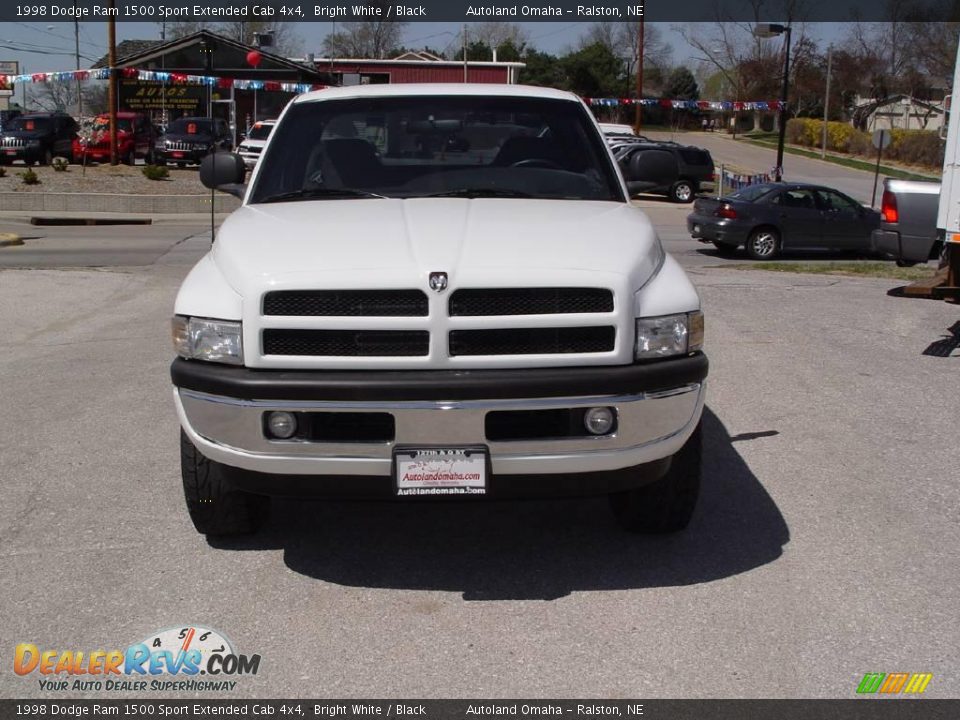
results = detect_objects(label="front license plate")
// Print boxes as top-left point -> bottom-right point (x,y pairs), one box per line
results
5,150 -> 16,156
172,151 -> 184,158
394,447 -> 488,497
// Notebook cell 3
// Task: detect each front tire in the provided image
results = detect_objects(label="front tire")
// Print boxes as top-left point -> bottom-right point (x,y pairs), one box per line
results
180,431 -> 269,536
608,420 -> 701,533
745,227 -> 781,260
669,180 -> 695,203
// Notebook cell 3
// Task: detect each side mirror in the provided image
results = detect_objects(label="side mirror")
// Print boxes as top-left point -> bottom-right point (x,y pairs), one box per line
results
200,152 -> 246,189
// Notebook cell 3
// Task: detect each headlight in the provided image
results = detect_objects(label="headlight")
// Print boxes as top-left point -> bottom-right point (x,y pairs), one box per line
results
635,311 -> 704,360
172,315 -> 243,365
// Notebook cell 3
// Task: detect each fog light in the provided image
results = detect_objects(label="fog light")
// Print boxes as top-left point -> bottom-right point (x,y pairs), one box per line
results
583,407 -> 615,435
266,411 -> 297,439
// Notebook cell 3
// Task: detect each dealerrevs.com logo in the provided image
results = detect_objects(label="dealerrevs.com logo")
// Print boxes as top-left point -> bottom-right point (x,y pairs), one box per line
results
14,625 -> 261,692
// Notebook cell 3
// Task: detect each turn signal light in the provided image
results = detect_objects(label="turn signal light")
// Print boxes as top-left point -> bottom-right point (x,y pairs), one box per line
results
881,190 -> 899,223
716,204 -> 738,219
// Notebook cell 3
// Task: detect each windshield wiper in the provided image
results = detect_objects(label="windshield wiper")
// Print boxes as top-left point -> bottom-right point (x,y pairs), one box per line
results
257,188 -> 389,203
422,188 -> 535,199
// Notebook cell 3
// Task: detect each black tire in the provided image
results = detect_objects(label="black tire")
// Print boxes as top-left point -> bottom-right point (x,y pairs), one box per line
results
608,420 -> 701,533
745,226 -> 781,260
41,148 -> 53,166
712,241 -> 738,257
180,430 -> 269,536
123,149 -> 135,166
669,179 -> 695,203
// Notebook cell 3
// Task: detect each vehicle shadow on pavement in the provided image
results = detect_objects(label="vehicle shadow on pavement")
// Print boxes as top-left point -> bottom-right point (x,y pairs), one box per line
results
210,407 -> 789,601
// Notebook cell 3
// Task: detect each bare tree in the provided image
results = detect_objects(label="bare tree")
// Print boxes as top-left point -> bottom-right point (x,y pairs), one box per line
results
581,22 -> 672,95
322,21 -> 409,59
217,21 -> 303,55
31,82 -> 77,114
469,22 -> 530,51
157,21 -> 210,40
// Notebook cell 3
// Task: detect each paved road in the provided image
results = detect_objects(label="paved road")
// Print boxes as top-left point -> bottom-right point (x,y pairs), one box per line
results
645,131 -> 909,205
1,221 -> 958,699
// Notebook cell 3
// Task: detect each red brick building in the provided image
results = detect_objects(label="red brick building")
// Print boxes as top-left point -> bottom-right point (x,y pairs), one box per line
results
303,51 -> 524,86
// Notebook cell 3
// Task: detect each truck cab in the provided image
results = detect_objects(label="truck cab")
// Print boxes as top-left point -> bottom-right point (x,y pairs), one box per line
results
172,84 -> 708,537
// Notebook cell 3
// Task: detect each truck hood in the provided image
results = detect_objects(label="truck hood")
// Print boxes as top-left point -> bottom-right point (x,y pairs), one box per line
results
211,198 -> 662,297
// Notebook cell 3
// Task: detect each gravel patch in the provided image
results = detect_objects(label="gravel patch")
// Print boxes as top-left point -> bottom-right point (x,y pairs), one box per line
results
0,162 -> 210,195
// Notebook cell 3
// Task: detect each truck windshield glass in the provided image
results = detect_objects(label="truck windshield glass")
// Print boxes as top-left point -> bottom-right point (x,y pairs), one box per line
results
167,119 -> 212,135
8,117 -> 51,132
250,95 -> 624,203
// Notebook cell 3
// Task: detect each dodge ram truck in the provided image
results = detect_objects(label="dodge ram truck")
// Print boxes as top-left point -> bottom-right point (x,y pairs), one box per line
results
172,84 -> 708,537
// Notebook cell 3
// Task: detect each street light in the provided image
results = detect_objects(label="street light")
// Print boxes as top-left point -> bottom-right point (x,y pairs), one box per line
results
754,23 -> 792,182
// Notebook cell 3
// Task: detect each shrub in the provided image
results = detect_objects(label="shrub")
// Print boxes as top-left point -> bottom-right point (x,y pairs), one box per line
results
18,168 -> 40,185
142,164 -> 170,181
52,157 -> 69,172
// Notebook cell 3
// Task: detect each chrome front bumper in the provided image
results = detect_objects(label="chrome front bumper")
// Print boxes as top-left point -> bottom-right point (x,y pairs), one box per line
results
174,383 -> 705,477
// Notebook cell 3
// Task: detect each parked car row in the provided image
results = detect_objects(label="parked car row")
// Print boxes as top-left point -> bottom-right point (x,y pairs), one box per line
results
600,124 -> 716,203
0,111 -> 239,167
687,182 -> 882,260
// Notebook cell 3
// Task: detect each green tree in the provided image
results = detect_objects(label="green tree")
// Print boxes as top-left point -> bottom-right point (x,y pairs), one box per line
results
562,42 -> 623,98
664,66 -> 699,100
518,50 -> 564,89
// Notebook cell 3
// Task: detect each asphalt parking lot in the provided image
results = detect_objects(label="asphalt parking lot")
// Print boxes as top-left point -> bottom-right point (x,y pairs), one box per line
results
1,203 -> 958,699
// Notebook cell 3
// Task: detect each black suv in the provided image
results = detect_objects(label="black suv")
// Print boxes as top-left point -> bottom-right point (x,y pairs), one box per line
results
616,141 -> 715,203
0,112 -> 78,165
155,117 -> 232,167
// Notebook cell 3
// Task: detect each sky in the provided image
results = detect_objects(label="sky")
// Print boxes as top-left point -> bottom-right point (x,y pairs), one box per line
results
0,20 -> 849,82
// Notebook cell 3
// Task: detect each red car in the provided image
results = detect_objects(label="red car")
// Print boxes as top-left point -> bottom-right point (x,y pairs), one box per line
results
72,112 -> 157,165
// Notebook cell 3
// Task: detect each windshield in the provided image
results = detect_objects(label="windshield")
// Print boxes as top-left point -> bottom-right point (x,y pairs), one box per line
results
8,117 -> 50,132
247,123 -> 273,140
249,95 -> 624,203
93,118 -> 132,132
167,118 -> 212,135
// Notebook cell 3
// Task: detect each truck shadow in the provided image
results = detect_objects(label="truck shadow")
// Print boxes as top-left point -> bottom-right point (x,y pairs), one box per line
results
210,406 -> 789,600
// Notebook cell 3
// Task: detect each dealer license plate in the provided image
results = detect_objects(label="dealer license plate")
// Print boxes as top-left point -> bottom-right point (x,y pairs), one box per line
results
5,150 -> 16,156
394,447 -> 488,497
172,151 -> 184,158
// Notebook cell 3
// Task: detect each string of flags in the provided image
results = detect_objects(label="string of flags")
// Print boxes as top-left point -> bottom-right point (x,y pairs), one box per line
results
586,97 -> 785,111
721,170 -> 774,190
0,67 -> 325,94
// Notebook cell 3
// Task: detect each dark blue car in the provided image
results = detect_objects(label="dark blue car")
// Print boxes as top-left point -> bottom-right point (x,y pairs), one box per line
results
687,182 -> 881,260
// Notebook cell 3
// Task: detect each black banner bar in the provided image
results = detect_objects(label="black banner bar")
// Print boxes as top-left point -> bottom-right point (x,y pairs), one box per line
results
2,700 -> 959,720
2,0 -> 956,23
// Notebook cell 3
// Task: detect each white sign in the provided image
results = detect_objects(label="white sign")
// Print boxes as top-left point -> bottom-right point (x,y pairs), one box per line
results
872,129 -> 892,150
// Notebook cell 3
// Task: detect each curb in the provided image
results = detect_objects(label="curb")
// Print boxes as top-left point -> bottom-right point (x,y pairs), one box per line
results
0,233 -> 24,248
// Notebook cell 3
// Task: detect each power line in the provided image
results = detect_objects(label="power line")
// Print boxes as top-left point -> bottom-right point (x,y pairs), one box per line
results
12,21 -> 102,50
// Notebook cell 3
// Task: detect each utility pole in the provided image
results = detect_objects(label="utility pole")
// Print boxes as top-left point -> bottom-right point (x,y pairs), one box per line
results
634,19 -> 644,133
462,24 -> 468,83
73,0 -> 82,121
108,0 -> 118,165
821,47 -> 833,159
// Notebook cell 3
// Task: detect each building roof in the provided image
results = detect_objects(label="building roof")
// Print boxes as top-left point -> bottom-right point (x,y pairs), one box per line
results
93,30 -> 331,84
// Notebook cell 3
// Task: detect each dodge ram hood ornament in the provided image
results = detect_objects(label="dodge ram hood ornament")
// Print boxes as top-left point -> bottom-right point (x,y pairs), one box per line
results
429,272 -> 448,292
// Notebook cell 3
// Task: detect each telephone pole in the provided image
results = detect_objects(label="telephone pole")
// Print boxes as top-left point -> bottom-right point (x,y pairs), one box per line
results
634,19 -> 644,133
108,0 -> 118,165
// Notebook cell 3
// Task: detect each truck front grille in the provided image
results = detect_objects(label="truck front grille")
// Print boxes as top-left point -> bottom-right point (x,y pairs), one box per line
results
449,327 -> 615,356
263,329 -> 429,357
1,137 -> 25,148
263,290 -> 428,317
449,287 -> 613,316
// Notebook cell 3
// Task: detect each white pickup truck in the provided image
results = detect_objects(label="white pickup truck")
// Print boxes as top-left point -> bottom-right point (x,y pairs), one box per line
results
171,84 -> 708,537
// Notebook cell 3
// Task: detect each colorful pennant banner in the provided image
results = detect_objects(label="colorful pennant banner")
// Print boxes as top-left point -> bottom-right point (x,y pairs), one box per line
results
0,67 -> 325,95
586,97 -> 784,111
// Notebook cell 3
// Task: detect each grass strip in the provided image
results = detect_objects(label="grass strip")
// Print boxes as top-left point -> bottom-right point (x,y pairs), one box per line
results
725,261 -> 936,281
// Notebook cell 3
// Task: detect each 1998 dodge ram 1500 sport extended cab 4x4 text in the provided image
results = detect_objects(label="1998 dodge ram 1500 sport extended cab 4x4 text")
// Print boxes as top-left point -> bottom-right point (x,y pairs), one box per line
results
171,84 -> 708,537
